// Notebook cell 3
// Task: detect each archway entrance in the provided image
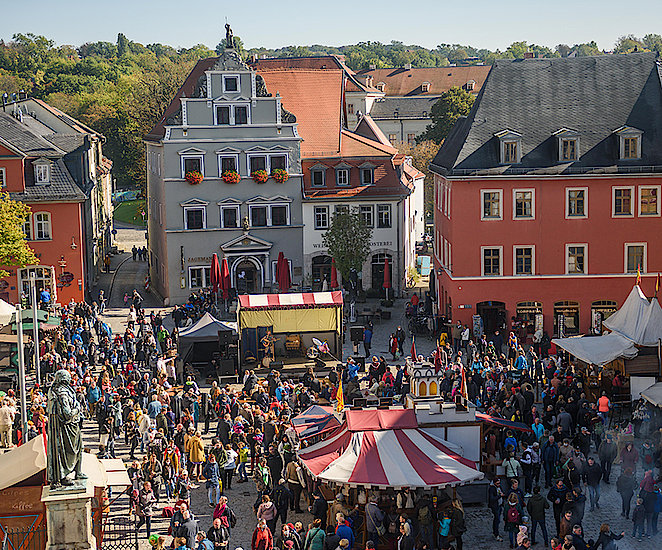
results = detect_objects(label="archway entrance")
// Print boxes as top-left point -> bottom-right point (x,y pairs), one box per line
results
234,258 -> 261,294
476,300 -> 506,335
371,253 -> 392,295
312,255 -> 333,291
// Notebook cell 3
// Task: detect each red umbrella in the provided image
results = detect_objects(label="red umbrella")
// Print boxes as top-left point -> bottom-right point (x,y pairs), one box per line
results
277,252 -> 291,293
210,253 -> 221,294
220,257 -> 231,300
330,259 -> 338,289
382,256 -> 391,300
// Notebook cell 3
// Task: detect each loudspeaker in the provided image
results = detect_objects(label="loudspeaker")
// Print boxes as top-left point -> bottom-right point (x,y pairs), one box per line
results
218,331 -> 235,345
218,359 -> 235,376
351,355 -> 365,370
350,326 -> 364,343
270,361 -> 284,370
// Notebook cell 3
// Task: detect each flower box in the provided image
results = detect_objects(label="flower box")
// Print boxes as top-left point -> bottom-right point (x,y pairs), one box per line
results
185,170 -> 203,185
222,170 -> 241,184
271,169 -> 289,183
251,170 -> 269,183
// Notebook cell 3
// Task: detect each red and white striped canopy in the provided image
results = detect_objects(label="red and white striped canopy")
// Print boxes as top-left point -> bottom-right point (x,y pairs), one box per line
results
298,425 -> 483,489
238,291 -> 343,310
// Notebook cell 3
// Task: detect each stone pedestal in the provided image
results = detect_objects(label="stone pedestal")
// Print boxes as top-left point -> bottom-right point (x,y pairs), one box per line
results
41,481 -> 97,550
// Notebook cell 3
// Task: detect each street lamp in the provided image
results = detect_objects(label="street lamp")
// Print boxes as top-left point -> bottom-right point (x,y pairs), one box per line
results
15,303 -> 28,441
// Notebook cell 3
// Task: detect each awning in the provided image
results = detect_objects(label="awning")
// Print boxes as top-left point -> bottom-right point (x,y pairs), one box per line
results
641,382 -> 662,408
345,408 -> 418,431
179,312 -> 236,339
552,332 -> 638,365
0,435 -> 46,491
238,291 -> 343,310
476,412 -> 533,433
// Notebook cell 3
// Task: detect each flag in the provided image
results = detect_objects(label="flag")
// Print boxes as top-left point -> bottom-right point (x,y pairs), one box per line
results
637,265 -> 642,285
336,378 -> 344,412
460,366 -> 468,399
410,336 -> 417,360
656,272 -> 660,296
433,346 -> 442,373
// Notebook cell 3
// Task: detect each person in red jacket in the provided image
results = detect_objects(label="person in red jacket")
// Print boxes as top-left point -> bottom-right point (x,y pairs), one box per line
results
253,519 -> 274,550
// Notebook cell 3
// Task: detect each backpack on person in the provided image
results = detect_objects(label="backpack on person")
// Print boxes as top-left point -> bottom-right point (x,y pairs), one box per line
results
418,505 -> 432,526
507,505 -> 520,523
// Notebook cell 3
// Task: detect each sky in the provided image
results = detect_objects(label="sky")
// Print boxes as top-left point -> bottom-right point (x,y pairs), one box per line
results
1,0 -> 659,52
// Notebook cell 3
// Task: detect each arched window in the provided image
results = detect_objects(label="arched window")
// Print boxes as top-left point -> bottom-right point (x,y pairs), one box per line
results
418,381 -> 427,397
429,381 -> 438,396
34,212 -> 51,240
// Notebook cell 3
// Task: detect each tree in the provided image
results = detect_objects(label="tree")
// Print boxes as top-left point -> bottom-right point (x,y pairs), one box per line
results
614,34 -> 645,53
0,193 -> 37,278
322,209 -> 372,281
117,33 -> 129,57
418,87 -> 475,144
393,140 -> 438,219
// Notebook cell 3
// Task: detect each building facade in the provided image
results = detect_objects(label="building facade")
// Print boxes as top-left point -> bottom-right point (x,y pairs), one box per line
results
430,53 -> 662,338
145,47 -> 304,304
0,110 -> 86,304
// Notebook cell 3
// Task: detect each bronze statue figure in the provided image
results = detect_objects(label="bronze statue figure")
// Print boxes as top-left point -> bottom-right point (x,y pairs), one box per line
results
225,23 -> 235,49
47,369 -> 87,487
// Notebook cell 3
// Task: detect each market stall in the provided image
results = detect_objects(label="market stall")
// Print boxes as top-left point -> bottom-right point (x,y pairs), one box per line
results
237,291 -> 343,366
291,405 -> 341,441
178,312 -> 237,370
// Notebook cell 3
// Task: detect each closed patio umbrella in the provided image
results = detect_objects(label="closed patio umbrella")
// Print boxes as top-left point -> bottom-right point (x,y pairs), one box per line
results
383,256 -> 391,300
220,257 -> 231,300
277,252 -> 291,293
210,253 -> 221,297
330,259 -> 338,289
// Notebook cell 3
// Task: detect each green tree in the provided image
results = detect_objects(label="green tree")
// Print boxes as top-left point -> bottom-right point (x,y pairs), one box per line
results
322,209 -> 372,281
418,87 -> 475,144
0,193 -> 37,278
643,34 -> 662,53
614,34 -> 646,53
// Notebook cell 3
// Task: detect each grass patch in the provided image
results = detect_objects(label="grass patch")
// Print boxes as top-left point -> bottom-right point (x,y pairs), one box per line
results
113,199 -> 146,227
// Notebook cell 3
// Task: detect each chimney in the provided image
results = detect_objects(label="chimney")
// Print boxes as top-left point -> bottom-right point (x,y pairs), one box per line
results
404,63 -> 412,70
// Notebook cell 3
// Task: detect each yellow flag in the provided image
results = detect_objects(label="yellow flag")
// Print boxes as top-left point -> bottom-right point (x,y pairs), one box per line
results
637,265 -> 642,285
336,378 -> 344,412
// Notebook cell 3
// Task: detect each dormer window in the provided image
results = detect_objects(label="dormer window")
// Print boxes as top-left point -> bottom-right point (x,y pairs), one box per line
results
553,128 -> 580,162
34,162 -> 51,184
465,80 -> 476,91
359,162 -> 376,185
310,164 -> 327,187
494,130 -> 522,165
421,82 -> 431,93
614,126 -> 643,160
223,75 -> 239,93
376,82 -> 386,92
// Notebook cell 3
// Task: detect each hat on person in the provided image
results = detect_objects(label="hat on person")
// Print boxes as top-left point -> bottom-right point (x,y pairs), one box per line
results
533,442 -> 539,447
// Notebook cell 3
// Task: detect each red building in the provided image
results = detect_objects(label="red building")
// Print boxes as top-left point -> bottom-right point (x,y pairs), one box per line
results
430,52 -> 662,339
0,110 -> 86,304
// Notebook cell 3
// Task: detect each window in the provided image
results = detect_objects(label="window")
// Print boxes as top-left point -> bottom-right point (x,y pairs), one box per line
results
407,133 -> 416,146
311,169 -> 325,187
347,103 -> 354,114
421,82 -> 431,93
481,189 -> 502,220
514,246 -> 534,275
181,156 -> 203,178
566,244 -> 587,274
613,187 -> 634,217
223,75 -> 239,93
216,106 -> 230,125
513,189 -> 534,219
360,205 -> 374,227
561,139 -> 578,161
503,141 -> 519,163
35,163 -> 50,184
214,104 -> 250,125
34,212 -> 51,240
482,247 -> 502,276
250,206 -> 267,227
624,137 -> 639,159
639,186 -> 660,216
184,206 -> 206,230
334,205 -> 349,216
336,169 -> 349,186
377,204 -> 392,228
361,168 -> 374,185
314,206 -> 329,230
625,243 -> 646,273
271,205 -> 288,226
218,155 -> 238,174
388,134 -> 398,145
616,127 -> 643,160
566,188 -> 587,218
189,266 -> 211,288
271,259 -> 292,282
0,167 -> 5,188
234,106 -> 248,125
23,214 -> 32,240
220,205 -> 239,228
249,155 -> 267,174
270,155 -> 287,171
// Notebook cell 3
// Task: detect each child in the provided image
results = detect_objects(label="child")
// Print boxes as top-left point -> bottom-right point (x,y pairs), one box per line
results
438,509 -> 451,550
632,497 -> 646,541
237,441 -> 249,482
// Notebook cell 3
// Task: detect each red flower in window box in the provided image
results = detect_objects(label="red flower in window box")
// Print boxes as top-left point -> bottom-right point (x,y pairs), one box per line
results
185,170 -> 203,185
271,168 -> 289,183
222,170 -> 241,184
251,169 -> 269,183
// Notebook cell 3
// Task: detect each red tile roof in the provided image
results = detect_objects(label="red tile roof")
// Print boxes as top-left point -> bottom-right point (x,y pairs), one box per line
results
340,130 -> 397,157
257,69 -> 344,157
356,65 -> 491,96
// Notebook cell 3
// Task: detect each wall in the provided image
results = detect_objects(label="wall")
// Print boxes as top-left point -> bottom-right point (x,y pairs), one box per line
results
372,118 -> 430,144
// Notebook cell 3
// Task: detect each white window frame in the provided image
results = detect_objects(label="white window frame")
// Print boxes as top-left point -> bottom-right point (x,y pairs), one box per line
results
249,204 -> 268,227
0,167 -> 5,188
638,185 -> 661,217
268,153 -> 289,173
624,242 -> 647,274
247,154 -> 268,174
314,206 -> 329,230
347,103 -> 354,114
359,205 -> 374,228
377,204 -> 392,228
565,243 -> 588,275
559,137 -> 579,162
336,168 -> 350,186
271,259 -> 292,282
181,155 -> 204,178
620,134 -> 642,160
360,167 -> 375,185
183,205 -> 206,230
188,266 -> 211,289
480,189 -> 503,220
33,211 -> 52,240
311,169 -> 326,187
222,74 -> 240,94
565,187 -> 588,219
23,213 -> 32,241
220,204 -> 240,229
214,103 -> 251,126
388,134 -> 398,145
612,186 -> 635,218
481,246 -> 503,277
35,163 -> 50,184
512,188 -> 535,220
500,140 -> 521,164
217,154 -> 239,176
269,203 -> 291,227
513,245 -> 535,276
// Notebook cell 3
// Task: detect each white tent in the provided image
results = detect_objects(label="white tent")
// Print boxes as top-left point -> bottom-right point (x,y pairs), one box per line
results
553,285 -> 662,365
0,299 -> 16,326
641,382 -> 662,408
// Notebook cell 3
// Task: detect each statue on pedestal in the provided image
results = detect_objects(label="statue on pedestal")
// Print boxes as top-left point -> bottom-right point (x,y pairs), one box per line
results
225,23 -> 235,50
47,369 -> 86,488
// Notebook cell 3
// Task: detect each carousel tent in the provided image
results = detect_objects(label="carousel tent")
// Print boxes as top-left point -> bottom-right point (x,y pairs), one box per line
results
297,409 -> 483,489
476,412 -> 533,433
291,405 -> 341,440
553,285 -> 662,365
178,313 -> 236,363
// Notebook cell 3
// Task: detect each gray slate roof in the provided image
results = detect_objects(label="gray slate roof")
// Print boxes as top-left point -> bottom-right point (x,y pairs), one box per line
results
9,159 -> 85,202
370,96 -> 439,119
431,52 -> 662,175
43,133 -> 86,153
0,111 -> 63,157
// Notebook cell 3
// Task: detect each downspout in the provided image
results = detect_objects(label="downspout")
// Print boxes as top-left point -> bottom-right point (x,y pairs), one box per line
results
397,197 -> 402,298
